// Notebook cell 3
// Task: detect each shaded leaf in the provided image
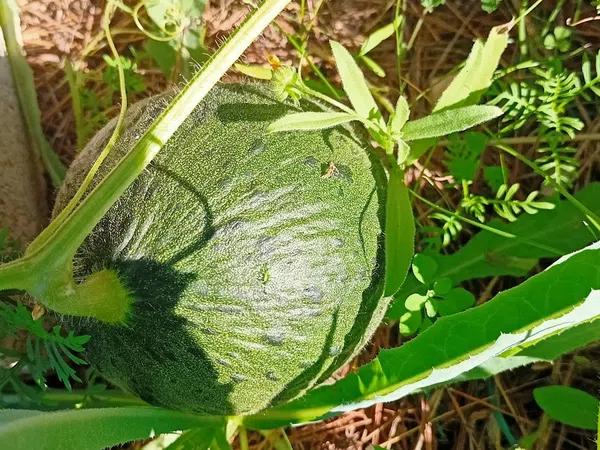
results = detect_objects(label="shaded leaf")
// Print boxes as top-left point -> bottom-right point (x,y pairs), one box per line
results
399,309 -> 422,336
412,253 -> 438,284
434,183 -> 600,283
384,167 -> 415,296
534,386 -> 598,430
433,277 -> 452,295
435,288 -> 475,316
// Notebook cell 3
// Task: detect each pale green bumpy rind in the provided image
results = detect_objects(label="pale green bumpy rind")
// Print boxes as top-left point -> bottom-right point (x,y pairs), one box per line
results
55,84 -> 387,415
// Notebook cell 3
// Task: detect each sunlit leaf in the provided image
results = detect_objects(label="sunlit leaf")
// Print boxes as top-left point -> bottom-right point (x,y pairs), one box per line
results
359,21 -> 397,56
330,41 -> 383,126
234,63 -> 273,80
402,105 -> 502,141
359,54 -> 386,77
390,96 -> 410,134
268,111 -> 357,132
435,24 -> 509,111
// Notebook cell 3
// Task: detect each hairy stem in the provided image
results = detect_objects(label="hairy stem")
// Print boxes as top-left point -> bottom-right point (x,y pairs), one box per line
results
0,257 -> 35,292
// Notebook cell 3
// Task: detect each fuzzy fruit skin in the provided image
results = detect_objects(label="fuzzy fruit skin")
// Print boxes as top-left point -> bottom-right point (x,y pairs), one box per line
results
55,83 -> 387,415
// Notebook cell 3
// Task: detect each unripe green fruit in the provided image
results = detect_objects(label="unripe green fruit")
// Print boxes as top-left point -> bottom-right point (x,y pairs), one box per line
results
55,83 -> 387,415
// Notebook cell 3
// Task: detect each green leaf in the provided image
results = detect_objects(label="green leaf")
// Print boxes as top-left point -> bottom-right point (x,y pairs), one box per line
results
234,63 -> 273,80
330,41 -> 383,126
164,428 -> 216,450
421,0 -> 445,11
405,293 -> 428,311
390,95 -> 410,134
146,0 -> 205,31
433,277 -> 452,295
399,309 -> 422,336
534,386 -> 598,430
412,253 -> 438,284
434,183 -> 600,283
481,0 -> 502,13
358,54 -> 386,78
245,242 -> 600,428
518,319 -> 600,361
435,287 -> 474,316
435,25 -> 509,111
384,167 -> 415,296
359,22 -> 397,56
144,40 -> 177,76
267,111 -> 357,133
402,105 -> 502,141
0,407 -> 223,450
484,165 -> 504,191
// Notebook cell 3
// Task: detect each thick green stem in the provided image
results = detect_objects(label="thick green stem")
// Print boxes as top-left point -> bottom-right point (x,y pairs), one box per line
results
0,257 -> 35,292
27,268 -> 132,324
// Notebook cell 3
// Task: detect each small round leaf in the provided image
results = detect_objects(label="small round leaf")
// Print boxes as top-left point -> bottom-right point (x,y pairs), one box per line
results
405,293 -> 428,312
412,253 -> 438,285
433,277 -> 452,295
436,287 -> 475,316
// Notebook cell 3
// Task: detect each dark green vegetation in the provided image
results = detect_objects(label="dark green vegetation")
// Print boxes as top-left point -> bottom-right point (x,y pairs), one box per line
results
55,83 -> 387,415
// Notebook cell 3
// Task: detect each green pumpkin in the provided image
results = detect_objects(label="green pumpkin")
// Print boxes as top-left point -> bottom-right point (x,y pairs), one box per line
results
55,83 -> 388,415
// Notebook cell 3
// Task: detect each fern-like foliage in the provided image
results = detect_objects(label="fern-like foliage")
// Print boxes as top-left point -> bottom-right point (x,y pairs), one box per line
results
490,51 -> 600,188
536,133 -> 579,188
429,212 -> 463,248
492,51 -> 600,137
534,68 -> 584,138
490,81 -> 539,132
462,183 -> 554,222
0,302 -> 90,396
